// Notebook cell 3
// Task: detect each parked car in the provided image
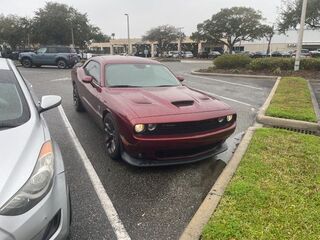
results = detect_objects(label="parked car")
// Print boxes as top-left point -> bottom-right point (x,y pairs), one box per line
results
310,49 -> 320,57
197,51 -> 209,59
183,51 -> 194,58
72,56 -> 237,166
291,49 -> 311,58
19,46 -> 79,69
168,51 -> 181,58
249,51 -> 267,58
8,49 -> 35,61
208,51 -> 221,59
0,58 -> 70,239
270,51 -> 291,57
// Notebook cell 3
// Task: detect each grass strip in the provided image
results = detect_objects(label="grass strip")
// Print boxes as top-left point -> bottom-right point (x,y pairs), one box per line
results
266,77 -> 317,122
202,128 -> 320,240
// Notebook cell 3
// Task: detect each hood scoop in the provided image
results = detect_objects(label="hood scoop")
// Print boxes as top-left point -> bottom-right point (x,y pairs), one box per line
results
171,100 -> 194,107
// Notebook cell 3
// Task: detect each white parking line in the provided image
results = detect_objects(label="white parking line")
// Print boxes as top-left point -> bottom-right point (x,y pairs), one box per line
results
184,73 -> 264,90
191,87 -> 254,108
57,106 -> 131,240
51,77 -> 71,82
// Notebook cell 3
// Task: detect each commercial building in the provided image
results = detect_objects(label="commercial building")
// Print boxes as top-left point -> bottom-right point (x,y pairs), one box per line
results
88,29 -> 320,55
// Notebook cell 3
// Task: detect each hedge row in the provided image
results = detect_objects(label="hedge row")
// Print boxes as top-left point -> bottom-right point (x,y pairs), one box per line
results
213,55 -> 320,71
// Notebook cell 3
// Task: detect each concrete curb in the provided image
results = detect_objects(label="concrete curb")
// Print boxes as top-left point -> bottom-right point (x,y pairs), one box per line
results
179,125 -> 260,240
308,80 -> 320,126
256,77 -> 320,133
191,70 -> 277,80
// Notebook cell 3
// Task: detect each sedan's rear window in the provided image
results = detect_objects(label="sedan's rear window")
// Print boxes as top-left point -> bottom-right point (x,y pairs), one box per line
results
105,64 -> 180,87
0,70 -> 30,129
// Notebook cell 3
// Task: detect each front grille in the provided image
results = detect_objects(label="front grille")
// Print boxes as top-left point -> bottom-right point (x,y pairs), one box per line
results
142,115 -> 236,136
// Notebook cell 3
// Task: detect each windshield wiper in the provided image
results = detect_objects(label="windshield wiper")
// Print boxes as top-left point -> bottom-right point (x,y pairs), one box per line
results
0,123 -> 19,129
109,85 -> 140,88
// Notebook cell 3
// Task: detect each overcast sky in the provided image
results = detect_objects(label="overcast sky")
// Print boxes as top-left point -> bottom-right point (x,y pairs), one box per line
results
1,0 -> 282,38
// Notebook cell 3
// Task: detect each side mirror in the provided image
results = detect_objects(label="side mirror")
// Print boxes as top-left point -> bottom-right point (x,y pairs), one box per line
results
39,95 -> 62,113
176,76 -> 184,82
82,75 -> 93,83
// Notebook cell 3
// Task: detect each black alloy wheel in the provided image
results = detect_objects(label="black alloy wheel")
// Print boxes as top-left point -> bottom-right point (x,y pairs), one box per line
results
22,58 -> 32,68
104,113 -> 121,160
57,59 -> 67,69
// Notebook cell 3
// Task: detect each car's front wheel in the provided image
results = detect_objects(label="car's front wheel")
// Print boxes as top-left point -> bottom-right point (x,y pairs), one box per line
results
22,58 -> 32,68
104,113 -> 121,160
73,84 -> 85,112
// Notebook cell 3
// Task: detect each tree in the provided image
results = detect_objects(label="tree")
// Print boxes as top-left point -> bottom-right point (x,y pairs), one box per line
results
278,0 -> 320,32
0,15 -> 33,49
191,7 -> 267,53
142,25 -> 180,54
261,25 -> 275,55
32,2 -> 108,47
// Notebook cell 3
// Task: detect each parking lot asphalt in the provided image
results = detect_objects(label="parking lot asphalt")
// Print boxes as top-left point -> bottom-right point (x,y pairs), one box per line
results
18,61 -> 276,240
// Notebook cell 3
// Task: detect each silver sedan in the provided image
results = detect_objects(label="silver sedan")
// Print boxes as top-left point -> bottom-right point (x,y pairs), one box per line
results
0,58 -> 70,240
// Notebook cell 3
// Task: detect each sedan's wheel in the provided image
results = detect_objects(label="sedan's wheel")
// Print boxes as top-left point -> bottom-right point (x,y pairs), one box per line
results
57,59 -> 67,69
73,85 -> 85,112
22,58 -> 32,68
104,113 -> 121,160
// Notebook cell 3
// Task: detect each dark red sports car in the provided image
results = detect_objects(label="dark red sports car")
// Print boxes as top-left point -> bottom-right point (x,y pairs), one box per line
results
72,56 -> 236,166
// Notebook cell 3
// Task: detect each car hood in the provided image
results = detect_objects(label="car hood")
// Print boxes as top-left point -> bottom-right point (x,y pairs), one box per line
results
0,118 -> 44,207
107,86 -> 231,119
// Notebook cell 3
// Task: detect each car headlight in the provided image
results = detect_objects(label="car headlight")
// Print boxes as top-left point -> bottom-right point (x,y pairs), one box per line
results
0,141 -> 54,216
226,115 -> 233,122
134,124 -> 145,133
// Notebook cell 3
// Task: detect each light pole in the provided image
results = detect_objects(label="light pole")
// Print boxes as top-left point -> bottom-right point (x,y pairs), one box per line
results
124,13 -> 131,55
71,27 -> 75,48
176,27 -> 184,52
294,0 -> 308,71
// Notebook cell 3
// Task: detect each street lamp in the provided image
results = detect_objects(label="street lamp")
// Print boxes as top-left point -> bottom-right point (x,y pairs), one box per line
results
124,13 -> 131,55
294,0 -> 308,71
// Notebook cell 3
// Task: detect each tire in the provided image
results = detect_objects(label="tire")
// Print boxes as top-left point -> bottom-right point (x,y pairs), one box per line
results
104,113 -> 121,160
22,58 -> 32,68
57,59 -> 67,69
73,84 -> 85,112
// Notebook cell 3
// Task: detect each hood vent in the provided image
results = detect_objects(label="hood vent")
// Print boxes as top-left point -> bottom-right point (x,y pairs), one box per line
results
171,100 -> 194,107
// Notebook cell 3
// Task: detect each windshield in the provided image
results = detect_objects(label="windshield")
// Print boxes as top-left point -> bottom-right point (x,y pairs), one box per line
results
0,70 -> 30,129
105,64 -> 180,87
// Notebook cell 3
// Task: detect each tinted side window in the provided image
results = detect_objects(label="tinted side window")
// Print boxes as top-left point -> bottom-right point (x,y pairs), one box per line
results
85,61 -> 101,84
58,47 -> 70,53
47,47 -> 57,53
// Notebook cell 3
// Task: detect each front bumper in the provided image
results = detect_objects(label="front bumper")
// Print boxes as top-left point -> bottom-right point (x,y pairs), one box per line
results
121,141 -> 228,167
0,172 -> 70,240
121,121 -> 236,166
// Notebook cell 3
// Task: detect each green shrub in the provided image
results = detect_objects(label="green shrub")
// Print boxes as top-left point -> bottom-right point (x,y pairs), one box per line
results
249,58 -> 294,71
214,54 -> 252,69
300,58 -> 320,71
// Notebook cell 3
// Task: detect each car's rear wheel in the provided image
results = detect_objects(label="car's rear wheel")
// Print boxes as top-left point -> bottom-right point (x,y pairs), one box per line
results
22,58 -> 32,68
104,113 -> 121,160
57,59 -> 67,69
73,84 -> 85,112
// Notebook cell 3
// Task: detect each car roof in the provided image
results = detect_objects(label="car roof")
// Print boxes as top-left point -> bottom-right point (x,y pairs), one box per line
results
0,58 -> 10,70
92,55 -> 161,65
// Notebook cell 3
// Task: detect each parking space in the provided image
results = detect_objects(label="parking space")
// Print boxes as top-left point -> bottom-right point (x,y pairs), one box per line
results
18,62 -> 276,240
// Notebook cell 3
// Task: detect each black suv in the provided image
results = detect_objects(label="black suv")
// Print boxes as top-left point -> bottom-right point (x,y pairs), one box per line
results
19,46 -> 79,69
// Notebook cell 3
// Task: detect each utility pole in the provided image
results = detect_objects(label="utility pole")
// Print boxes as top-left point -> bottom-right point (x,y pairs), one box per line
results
294,0 -> 308,71
176,27 -> 184,52
124,14 -> 131,55
71,27 -> 75,48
